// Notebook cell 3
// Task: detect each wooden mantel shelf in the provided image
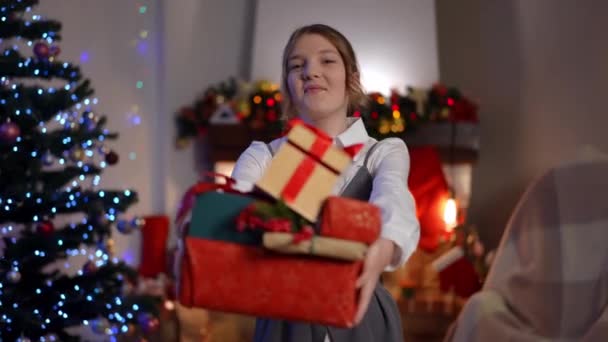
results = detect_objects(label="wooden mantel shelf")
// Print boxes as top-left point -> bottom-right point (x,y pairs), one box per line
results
401,121 -> 479,165
206,122 -> 479,165
431,147 -> 478,165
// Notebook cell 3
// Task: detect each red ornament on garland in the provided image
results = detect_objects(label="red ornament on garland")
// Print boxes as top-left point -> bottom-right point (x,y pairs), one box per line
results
180,107 -> 196,120
105,150 -> 119,165
432,83 -> 449,96
0,122 -> 20,144
33,42 -> 50,59
37,221 -> 54,236
266,110 -> 277,121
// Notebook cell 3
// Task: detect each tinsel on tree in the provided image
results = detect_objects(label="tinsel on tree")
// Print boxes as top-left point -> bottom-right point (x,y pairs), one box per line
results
0,1 -> 158,341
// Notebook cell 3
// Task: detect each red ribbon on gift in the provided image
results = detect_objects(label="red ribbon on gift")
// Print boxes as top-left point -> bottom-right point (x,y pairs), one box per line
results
175,171 -> 239,224
281,119 -> 364,203
283,118 -> 364,158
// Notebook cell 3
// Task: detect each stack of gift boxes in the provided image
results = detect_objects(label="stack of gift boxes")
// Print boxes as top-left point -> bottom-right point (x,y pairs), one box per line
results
176,120 -> 381,328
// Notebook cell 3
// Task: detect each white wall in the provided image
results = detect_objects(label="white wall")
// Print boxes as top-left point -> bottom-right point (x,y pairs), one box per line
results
36,0 -> 162,267
436,0 -> 608,246
251,0 -> 439,95
160,0 -> 254,245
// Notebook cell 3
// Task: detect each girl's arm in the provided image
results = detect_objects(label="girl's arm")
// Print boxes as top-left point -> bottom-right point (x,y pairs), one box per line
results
368,137 -> 420,270
354,138 -> 420,324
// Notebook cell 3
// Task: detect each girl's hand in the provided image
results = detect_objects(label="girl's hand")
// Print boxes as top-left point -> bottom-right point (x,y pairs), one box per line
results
352,238 -> 396,325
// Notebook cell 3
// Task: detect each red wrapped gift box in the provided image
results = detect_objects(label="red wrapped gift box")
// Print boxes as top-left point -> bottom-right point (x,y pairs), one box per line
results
180,239 -> 363,327
320,196 -> 381,244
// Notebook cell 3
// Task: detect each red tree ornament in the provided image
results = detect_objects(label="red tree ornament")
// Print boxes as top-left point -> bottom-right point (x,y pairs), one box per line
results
33,42 -> 50,59
137,313 -> 160,333
0,122 -> 20,144
37,221 -> 54,236
105,150 -> 119,165
82,261 -> 98,274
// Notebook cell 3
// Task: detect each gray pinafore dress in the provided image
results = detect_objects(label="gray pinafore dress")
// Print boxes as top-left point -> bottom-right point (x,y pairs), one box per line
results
253,142 -> 404,342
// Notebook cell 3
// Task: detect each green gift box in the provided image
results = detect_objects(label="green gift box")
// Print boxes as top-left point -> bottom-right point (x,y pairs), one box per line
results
188,191 -> 261,245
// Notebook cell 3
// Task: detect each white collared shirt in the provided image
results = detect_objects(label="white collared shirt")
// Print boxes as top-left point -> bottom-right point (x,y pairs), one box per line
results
231,117 -> 420,270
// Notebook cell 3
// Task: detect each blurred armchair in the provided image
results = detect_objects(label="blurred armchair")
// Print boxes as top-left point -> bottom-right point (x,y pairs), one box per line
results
445,150 -> 608,341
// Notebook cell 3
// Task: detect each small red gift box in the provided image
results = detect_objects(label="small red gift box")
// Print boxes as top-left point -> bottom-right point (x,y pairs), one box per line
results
320,196 -> 381,244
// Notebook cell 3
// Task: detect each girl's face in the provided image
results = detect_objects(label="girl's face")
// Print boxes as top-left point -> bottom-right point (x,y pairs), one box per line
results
286,34 -> 348,122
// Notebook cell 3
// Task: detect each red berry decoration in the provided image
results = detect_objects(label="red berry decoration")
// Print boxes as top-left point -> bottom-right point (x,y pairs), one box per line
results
0,122 -> 20,144
37,221 -> 54,236
293,225 -> 315,243
33,42 -> 50,59
105,150 -> 119,165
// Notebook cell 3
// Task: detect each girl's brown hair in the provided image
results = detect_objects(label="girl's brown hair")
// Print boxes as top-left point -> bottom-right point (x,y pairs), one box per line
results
280,24 -> 368,119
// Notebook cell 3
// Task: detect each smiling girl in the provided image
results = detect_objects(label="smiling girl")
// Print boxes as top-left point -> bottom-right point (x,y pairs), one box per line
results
232,24 -> 420,342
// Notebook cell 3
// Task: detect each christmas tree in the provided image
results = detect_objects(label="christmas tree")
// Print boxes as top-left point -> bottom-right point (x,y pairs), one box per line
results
0,1 -> 158,341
